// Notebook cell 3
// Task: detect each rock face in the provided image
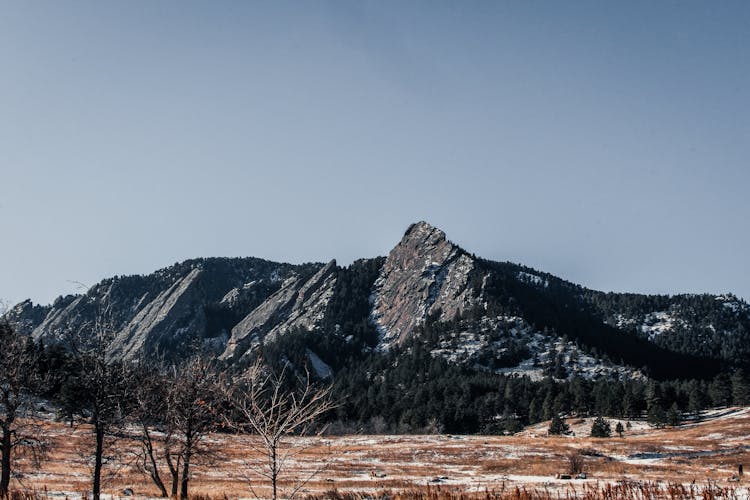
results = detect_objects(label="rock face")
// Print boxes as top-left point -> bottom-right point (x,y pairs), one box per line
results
4,258 -> 309,360
220,260 -> 338,363
5,300 -> 50,336
371,222 -> 481,347
107,267 -> 206,360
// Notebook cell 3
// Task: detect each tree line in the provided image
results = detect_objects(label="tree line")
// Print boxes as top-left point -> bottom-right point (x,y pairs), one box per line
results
329,337 -> 750,435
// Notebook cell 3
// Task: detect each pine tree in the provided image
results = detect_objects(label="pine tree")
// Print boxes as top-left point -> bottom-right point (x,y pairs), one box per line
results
731,369 -> 750,405
590,416 -> 611,438
542,391 -> 555,421
615,421 -> 625,437
710,373 -> 733,407
548,415 -> 570,436
666,403 -> 681,427
647,402 -> 667,427
687,380 -> 708,416
647,382 -> 667,427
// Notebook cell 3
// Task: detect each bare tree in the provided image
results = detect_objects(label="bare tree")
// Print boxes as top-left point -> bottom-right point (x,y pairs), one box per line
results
60,313 -> 134,500
568,451 -> 585,475
164,356 -> 223,500
0,321 -> 47,497
130,361 -> 169,497
128,356 -> 224,499
224,359 -> 336,500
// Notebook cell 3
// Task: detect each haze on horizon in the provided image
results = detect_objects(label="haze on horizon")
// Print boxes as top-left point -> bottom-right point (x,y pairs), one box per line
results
1,1 -> 748,307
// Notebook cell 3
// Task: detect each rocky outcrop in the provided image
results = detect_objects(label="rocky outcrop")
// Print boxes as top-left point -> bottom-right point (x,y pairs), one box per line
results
4,299 -> 52,336
5,257 -> 306,360
220,260 -> 338,363
107,267 -> 206,360
371,221 -> 482,347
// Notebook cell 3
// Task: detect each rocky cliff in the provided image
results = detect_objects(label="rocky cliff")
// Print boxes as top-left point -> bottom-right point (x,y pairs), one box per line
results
4,257 -> 314,360
220,260 -> 338,364
371,221 -> 482,347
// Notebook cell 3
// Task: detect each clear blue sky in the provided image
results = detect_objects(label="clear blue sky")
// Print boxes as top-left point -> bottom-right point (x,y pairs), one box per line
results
1,1 -> 748,306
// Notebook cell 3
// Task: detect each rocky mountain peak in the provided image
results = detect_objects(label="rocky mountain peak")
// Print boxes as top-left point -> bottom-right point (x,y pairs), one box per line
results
402,220 -> 448,244
371,222 -> 481,348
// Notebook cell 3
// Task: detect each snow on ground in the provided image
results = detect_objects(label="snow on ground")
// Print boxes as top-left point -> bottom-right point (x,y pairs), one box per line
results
640,311 -> 679,340
306,348 -> 333,379
10,407 -> 750,499
716,294 -> 750,314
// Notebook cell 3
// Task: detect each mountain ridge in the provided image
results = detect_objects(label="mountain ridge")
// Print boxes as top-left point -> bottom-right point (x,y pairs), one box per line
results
5,221 -> 749,379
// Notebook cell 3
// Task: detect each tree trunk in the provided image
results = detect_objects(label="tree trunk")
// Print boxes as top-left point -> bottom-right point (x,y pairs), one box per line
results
0,426 -> 12,498
179,430 -> 192,500
179,449 -> 190,500
142,427 -> 168,497
271,444 -> 278,500
93,424 -> 104,500
166,451 -> 180,498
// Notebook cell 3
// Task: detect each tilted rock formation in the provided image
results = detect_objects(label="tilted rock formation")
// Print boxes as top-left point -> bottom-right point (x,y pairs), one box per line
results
107,267 -> 206,360
4,258 -> 306,360
371,221 -> 482,347
5,300 -> 50,336
220,260 -> 338,363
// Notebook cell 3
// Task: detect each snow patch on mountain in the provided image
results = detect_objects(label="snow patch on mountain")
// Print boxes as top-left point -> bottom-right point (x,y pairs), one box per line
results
640,311 -> 679,340
716,295 -> 749,314
516,271 -> 549,288
306,349 -> 333,379
429,315 -> 641,381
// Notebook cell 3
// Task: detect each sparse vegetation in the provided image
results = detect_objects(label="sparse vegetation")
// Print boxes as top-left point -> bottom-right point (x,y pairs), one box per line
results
4,291 -> 750,498
304,482 -> 748,500
1,406 -> 748,498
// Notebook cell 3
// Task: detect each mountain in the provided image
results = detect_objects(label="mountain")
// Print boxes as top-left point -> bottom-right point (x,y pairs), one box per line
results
5,257 -> 322,360
5,222 -> 749,381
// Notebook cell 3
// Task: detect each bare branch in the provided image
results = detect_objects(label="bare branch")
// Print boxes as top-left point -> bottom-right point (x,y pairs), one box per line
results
222,358 -> 337,500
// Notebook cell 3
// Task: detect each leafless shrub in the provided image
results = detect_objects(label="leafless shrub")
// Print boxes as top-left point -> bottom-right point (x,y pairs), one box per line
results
567,451 -> 584,475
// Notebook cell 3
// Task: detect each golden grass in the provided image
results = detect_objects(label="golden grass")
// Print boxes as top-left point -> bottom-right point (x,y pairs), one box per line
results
6,407 -> 750,499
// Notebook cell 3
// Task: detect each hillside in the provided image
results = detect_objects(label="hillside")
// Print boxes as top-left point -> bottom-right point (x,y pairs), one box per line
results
5,222 -> 750,433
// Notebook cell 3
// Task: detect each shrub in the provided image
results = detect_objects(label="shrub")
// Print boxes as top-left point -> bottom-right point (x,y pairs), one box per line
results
568,452 -> 585,475
615,421 -> 625,437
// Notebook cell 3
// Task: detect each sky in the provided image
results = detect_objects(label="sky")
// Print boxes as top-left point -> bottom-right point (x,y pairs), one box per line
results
1,1 -> 749,306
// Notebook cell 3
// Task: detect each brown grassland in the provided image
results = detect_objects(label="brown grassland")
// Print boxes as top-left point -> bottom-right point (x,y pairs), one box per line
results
7,408 -> 750,499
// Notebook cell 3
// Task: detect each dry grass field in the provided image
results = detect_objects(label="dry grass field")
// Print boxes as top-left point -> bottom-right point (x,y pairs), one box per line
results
8,407 -> 750,499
